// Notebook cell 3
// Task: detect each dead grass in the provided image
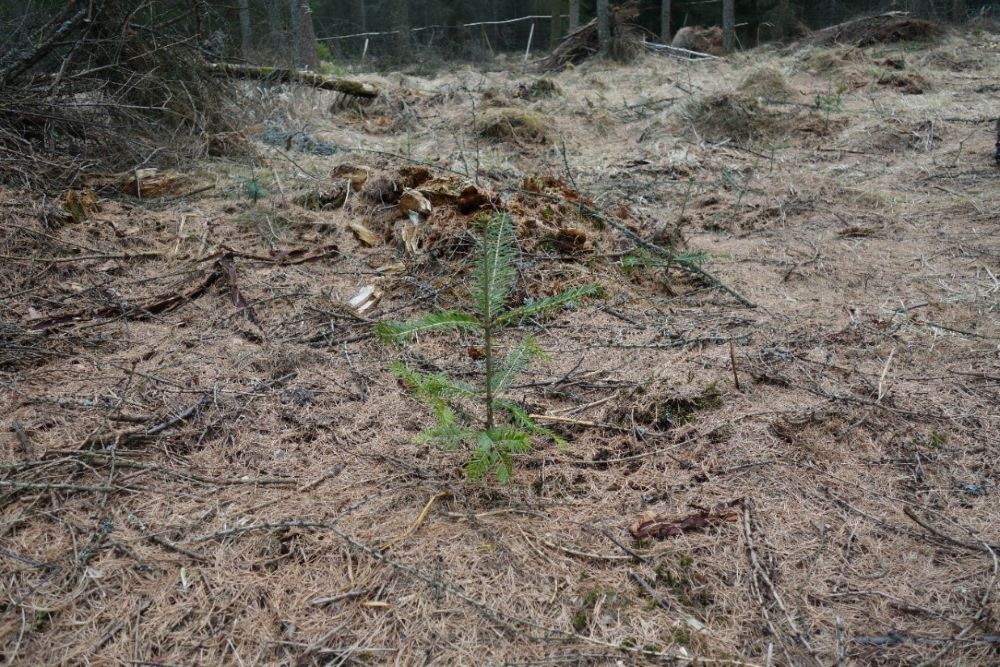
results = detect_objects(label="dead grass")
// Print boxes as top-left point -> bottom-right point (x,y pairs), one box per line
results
683,92 -> 782,145
737,66 -> 797,101
2,25 -> 999,667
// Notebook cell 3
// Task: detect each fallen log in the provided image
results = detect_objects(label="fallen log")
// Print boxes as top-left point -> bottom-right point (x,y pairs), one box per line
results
206,62 -> 379,98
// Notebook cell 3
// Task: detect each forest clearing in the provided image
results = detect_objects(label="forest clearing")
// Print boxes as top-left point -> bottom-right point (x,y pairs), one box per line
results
1,2 -> 999,665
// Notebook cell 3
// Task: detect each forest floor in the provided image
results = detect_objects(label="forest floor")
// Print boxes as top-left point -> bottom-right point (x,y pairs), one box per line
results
2,26 -> 999,667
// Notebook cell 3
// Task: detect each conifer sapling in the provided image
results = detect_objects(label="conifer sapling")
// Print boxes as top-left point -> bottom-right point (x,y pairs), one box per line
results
377,212 -> 599,482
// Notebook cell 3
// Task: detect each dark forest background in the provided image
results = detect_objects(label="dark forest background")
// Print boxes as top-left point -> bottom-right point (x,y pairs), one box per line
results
2,1 -> 991,71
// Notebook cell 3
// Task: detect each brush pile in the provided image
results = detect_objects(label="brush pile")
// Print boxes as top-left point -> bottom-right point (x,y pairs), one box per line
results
0,0 -> 240,188
540,1 -> 646,70
812,12 -> 944,48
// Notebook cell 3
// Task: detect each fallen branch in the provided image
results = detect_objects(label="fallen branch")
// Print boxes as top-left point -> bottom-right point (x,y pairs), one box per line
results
744,501 -> 822,666
0,480 -> 116,492
631,499 -> 742,539
216,254 -> 261,326
205,62 -> 379,98
0,251 -> 162,264
903,508 -> 1000,554
518,188 -> 755,308
0,2 -> 90,85
580,202 -> 755,308
82,396 -> 211,448
26,269 -> 220,332
11,420 -> 34,459
129,516 -> 207,562
200,244 -> 340,266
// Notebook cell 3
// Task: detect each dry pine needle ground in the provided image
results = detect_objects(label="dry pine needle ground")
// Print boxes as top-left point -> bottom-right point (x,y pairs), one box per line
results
2,27 -> 999,666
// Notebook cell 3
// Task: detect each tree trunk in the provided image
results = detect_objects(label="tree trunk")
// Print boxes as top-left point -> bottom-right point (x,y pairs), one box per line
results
390,0 -> 410,56
596,0 -> 609,55
777,0 -> 791,39
910,0 -> 932,20
358,0 -> 367,32
660,0 -> 672,42
951,0 -> 966,22
288,0 -> 318,69
238,0 -> 253,59
568,0 -> 580,31
265,0 -> 285,58
192,0 -> 206,41
287,0 -> 302,66
298,1 -> 318,69
722,0 -> 735,52
550,0 -> 564,47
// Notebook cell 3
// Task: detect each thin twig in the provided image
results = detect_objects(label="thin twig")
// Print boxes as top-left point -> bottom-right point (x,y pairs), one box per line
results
381,492 -> 450,551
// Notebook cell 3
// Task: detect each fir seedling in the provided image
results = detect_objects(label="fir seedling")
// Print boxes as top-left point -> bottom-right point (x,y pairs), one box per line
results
378,212 -> 599,482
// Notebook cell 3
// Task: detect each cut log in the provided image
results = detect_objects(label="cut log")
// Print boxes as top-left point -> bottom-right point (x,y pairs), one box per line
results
205,63 -> 379,98
119,168 -> 191,198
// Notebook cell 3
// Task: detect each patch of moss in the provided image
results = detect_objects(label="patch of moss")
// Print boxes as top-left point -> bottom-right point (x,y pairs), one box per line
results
32,610 -> 53,632
525,77 -> 561,99
697,382 -> 723,409
670,626 -> 692,647
582,587 -> 615,606
656,556 -> 713,610
476,108 -> 552,144
235,209 -> 291,232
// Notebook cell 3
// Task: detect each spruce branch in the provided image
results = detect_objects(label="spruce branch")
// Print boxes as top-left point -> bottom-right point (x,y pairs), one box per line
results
497,284 -> 601,325
377,312 -> 480,343
490,336 -> 545,394
473,213 -> 517,326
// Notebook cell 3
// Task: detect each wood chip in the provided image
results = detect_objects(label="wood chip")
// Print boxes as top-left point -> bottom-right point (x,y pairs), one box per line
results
349,222 -> 379,246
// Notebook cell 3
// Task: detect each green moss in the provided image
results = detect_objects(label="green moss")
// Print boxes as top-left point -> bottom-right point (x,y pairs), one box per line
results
930,430 -> 948,447
697,382 -> 723,409
670,626 -> 692,647
583,587 -> 615,606
32,610 -> 53,632
656,556 -> 712,610
527,77 -> 561,99
634,382 -> 724,429
476,108 -> 552,144
572,611 -> 588,632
